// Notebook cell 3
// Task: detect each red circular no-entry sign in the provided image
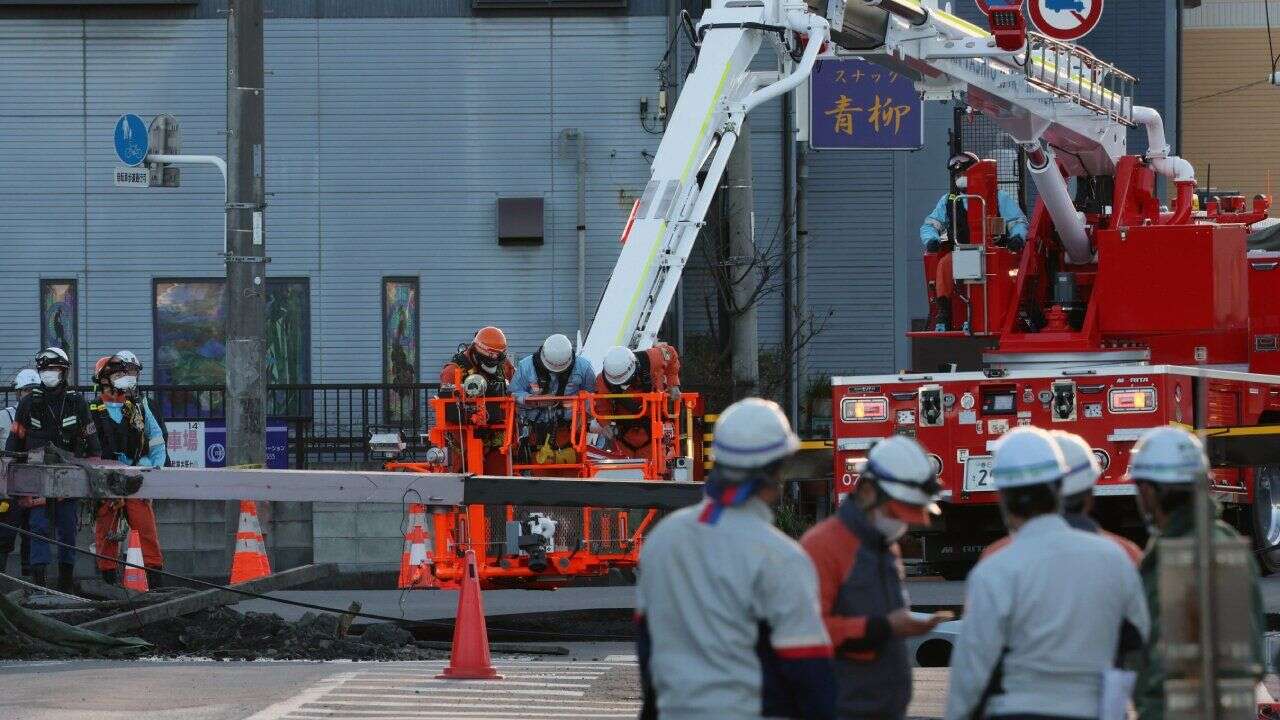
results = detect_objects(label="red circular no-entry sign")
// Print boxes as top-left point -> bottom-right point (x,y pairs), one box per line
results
1027,0 -> 1104,42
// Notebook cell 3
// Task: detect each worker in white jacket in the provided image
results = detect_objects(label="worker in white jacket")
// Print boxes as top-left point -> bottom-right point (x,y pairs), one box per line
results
945,427 -> 1149,720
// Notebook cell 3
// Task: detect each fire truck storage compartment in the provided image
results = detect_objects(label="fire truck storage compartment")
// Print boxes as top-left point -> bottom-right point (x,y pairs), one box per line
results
1094,224 -> 1249,335
1249,251 -> 1280,374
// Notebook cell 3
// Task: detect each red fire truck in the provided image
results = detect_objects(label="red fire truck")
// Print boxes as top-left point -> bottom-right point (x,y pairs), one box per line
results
826,3 -> 1280,577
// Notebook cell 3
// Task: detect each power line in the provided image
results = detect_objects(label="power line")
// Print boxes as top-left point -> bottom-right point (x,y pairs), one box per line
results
1184,79 -> 1268,105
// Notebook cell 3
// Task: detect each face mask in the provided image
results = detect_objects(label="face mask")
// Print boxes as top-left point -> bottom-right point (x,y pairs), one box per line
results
954,176 -> 968,191
872,513 -> 908,542
112,375 -> 137,391
39,370 -> 62,388
106,401 -> 123,410
480,362 -> 498,374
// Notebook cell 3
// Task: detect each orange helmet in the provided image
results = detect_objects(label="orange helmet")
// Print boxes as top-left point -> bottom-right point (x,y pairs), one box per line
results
472,326 -> 508,358
93,356 -> 114,384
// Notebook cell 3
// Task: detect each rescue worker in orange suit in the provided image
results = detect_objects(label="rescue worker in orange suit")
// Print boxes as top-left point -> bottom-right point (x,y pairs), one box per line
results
593,344 -> 681,461
921,151 -> 1028,331
800,436 -> 950,720
89,352 -> 166,587
439,326 -> 515,475
6,347 -> 103,592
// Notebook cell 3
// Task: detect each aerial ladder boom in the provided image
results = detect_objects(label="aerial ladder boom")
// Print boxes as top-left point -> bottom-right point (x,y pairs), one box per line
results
583,0 -> 1194,365
856,0 -> 1194,263
581,0 -> 831,368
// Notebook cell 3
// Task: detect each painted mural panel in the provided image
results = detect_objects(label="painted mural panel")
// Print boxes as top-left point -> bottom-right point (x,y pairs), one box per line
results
153,279 -> 311,417
382,277 -> 419,425
39,280 -> 78,383
153,280 -> 226,386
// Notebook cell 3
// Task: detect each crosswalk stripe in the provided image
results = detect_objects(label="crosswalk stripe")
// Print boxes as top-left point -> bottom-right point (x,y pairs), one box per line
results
261,658 -> 641,720
288,707 -> 632,712
303,698 -> 637,711
295,707 -> 634,712
337,679 -> 592,689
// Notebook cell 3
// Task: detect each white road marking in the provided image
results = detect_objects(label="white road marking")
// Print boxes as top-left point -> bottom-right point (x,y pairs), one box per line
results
336,678 -> 592,689
602,654 -> 637,662
255,658 -> 640,720
241,673 -> 357,720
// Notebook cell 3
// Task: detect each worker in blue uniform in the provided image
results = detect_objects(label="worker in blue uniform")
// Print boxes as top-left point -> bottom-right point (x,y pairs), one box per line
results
920,152 -> 1029,331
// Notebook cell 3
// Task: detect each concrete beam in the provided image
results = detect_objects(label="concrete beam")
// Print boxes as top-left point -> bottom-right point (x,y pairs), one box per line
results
2,460 -> 704,510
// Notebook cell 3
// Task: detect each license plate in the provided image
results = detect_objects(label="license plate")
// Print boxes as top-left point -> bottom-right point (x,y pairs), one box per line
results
963,456 -> 995,492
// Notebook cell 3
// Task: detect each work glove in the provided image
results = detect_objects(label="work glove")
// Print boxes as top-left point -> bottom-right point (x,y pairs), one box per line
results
667,386 -> 681,405
590,420 -> 616,440
925,239 -> 941,253
1005,236 -> 1026,253
469,408 -> 488,426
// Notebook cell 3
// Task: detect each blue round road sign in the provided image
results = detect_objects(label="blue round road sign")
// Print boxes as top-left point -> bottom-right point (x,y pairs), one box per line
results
114,114 -> 149,166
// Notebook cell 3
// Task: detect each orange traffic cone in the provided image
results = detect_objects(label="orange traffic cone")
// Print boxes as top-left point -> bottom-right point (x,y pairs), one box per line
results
436,549 -> 502,680
230,500 -> 272,584
398,525 -> 435,589
121,529 -> 149,592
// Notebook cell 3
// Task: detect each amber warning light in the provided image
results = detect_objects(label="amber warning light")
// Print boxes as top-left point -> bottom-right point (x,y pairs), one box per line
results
1108,387 -> 1157,413
842,396 -> 889,423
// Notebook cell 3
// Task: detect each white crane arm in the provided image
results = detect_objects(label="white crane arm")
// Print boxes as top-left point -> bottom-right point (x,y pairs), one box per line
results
581,0 -> 831,368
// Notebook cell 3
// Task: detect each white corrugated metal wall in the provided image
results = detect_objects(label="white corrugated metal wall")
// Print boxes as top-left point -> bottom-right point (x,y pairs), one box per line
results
0,1 -> 1175,396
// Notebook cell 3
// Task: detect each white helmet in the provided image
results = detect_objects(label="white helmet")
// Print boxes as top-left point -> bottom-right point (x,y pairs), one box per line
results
991,427 -> 1068,489
1128,426 -> 1208,485
1051,431 -> 1101,497
13,369 -> 39,391
602,346 -> 637,386
711,398 -> 800,471
863,436 -> 941,519
540,334 -> 574,373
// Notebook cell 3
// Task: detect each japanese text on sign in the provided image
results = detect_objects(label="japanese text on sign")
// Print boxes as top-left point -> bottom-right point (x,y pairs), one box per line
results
809,58 -> 923,151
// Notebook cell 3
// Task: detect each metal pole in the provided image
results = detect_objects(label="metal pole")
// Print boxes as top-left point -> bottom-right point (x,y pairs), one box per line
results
782,87 -> 798,424
795,144 -> 810,412
576,132 -> 587,341
225,0 -> 268,469
726,117 -> 759,400
1193,382 -> 1220,718
1193,472 -> 1220,718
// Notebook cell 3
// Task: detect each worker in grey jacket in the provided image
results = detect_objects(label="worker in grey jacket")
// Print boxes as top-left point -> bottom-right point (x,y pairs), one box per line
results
946,427 -> 1149,720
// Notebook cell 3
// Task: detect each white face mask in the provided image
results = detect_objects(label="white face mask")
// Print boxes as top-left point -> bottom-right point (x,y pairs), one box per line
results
872,513 -> 909,542
954,176 -> 968,191
112,375 -> 138,391
39,370 -> 62,388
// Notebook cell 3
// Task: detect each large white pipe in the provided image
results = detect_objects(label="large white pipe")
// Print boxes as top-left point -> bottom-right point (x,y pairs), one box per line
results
1025,145 -> 1093,265
741,10 -> 829,114
1132,105 -> 1196,182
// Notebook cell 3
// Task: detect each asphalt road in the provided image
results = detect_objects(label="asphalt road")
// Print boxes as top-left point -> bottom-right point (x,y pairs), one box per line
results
0,655 -> 952,720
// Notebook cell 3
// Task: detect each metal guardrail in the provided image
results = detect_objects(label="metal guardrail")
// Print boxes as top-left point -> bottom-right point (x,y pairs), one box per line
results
1023,32 -> 1136,126
0,383 -> 443,469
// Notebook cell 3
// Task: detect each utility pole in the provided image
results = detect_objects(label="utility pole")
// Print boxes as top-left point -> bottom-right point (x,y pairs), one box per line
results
225,0 -> 268,468
795,146 -> 809,416
726,118 -> 759,400
781,87 -> 798,424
